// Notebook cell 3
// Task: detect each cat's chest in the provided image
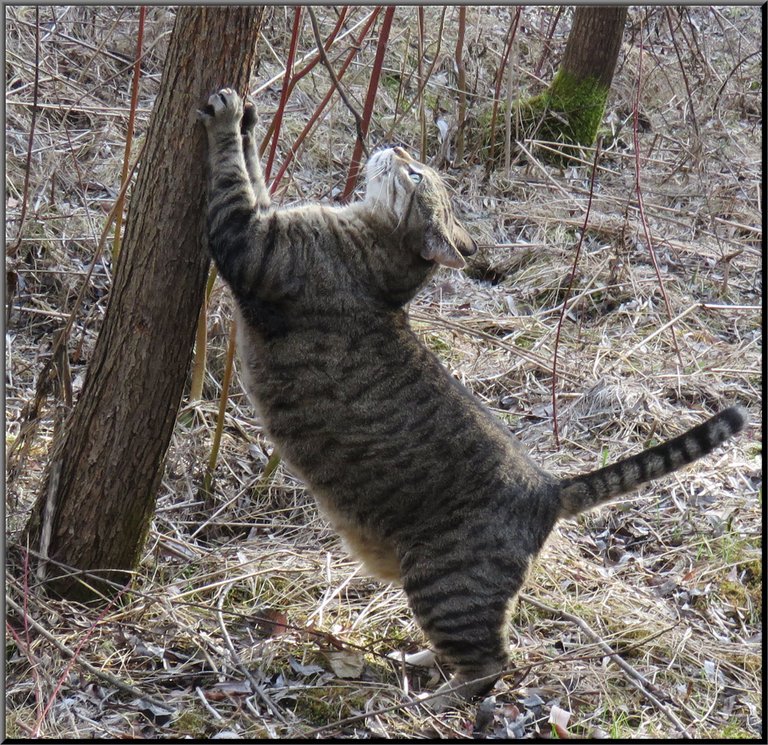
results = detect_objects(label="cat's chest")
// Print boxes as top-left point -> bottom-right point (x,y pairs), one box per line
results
234,306 -> 383,404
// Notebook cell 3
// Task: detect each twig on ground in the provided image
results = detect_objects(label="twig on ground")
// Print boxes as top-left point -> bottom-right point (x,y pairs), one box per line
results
5,594 -> 170,711
215,582 -> 290,725
520,593 -> 692,739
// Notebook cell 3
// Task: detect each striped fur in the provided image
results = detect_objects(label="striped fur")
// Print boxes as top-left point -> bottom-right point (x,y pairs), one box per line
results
200,89 -> 747,707
559,406 -> 747,518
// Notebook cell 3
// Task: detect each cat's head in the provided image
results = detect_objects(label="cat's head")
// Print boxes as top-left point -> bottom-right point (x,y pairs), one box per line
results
364,147 -> 477,269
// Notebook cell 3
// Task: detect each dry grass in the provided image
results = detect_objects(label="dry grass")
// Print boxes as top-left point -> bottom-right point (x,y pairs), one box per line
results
5,6 -> 762,739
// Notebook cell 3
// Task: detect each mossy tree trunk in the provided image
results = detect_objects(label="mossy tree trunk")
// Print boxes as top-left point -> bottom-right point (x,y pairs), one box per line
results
514,6 -> 628,163
22,7 -> 264,601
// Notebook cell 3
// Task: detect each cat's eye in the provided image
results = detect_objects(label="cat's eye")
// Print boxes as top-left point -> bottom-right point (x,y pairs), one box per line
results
408,172 -> 423,184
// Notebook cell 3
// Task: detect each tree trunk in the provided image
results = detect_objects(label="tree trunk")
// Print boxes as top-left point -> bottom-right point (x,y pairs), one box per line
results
491,6 -> 628,165
22,7 -> 264,601
560,7 -> 628,90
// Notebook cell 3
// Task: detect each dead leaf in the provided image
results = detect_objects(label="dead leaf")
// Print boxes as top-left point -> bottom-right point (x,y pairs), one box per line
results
288,657 -> 325,677
133,698 -> 174,726
325,649 -> 365,679
206,680 -> 253,699
253,608 -> 289,637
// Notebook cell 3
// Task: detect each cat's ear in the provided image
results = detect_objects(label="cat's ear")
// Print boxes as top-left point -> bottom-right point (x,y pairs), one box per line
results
451,219 -> 477,260
420,220 -> 477,269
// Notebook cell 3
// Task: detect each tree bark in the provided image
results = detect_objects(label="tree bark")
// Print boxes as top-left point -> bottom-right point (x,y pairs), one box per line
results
560,7 -> 628,90
22,7 -> 265,600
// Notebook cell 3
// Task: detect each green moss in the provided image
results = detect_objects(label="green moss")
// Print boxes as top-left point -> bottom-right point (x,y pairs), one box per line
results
480,69 -> 611,167
292,685 -> 371,725
381,72 -> 401,99
5,708 -> 36,739
422,91 -> 439,114
174,709 -> 210,738
714,718 -> 756,739
518,69 -> 608,161
423,332 -> 453,357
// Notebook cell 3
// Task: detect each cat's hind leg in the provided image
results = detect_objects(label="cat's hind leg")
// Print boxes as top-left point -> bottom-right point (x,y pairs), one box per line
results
401,553 -> 513,710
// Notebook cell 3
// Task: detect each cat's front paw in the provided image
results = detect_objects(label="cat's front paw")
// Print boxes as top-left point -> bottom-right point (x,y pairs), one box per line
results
241,100 -> 258,137
198,88 -> 243,130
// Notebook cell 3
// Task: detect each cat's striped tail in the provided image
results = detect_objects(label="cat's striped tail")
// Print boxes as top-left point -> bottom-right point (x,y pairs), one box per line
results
558,406 -> 748,518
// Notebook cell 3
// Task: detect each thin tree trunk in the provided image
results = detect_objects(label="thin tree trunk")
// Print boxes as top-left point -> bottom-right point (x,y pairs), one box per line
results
485,7 -> 628,166
22,7 -> 265,601
560,7 -> 628,89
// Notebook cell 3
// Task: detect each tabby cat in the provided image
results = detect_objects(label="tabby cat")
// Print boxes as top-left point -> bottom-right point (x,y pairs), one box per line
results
199,88 -> 747,707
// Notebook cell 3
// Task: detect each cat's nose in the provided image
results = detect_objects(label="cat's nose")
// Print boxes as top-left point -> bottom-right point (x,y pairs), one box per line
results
393,146 -> 414,162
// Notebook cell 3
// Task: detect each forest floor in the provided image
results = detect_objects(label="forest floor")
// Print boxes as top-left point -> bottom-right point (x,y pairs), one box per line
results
5,6 -> 762,740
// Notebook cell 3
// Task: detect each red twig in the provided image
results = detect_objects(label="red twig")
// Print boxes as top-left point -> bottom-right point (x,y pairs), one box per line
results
20,547 -> 44,721
264,6 -> 302,182
551,140 -> 602,448
270,8 -> 381,193
341,6 -> 396,201
259,7 -> 349,158
30,587 -> 128,736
